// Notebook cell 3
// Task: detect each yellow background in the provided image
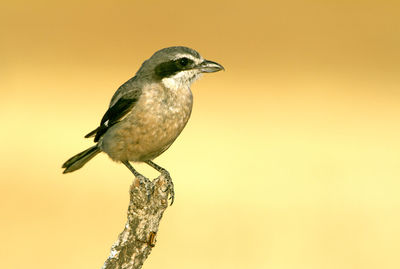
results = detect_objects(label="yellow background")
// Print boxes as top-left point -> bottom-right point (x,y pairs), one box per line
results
1,1 -> 400,268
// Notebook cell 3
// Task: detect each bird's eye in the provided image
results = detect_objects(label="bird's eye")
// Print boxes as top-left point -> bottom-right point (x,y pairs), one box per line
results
178,57 -> 189,67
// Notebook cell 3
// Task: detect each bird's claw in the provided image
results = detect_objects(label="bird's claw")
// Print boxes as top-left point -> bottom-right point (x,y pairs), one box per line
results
161,170 -> 175,205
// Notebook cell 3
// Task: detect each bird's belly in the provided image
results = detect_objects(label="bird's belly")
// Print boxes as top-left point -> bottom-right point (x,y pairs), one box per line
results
101,88 -> 193,162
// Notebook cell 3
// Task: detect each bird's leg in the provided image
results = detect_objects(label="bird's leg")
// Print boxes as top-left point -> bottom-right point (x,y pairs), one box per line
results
144,160 -> 175,205
122,160 -> 153,201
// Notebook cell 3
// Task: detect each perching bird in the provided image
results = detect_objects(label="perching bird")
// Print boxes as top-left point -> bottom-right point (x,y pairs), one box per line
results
62,46 -> 224,203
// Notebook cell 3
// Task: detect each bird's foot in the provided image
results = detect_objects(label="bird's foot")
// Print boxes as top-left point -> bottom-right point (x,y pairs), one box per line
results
136,174 -> 154,202
161,170 -> 175,205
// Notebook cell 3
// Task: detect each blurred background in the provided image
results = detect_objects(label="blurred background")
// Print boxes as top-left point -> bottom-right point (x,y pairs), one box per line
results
1,0 -> 400,268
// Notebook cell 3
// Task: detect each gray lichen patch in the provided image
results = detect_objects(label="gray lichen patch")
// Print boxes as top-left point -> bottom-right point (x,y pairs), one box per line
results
102,174 -> 171,269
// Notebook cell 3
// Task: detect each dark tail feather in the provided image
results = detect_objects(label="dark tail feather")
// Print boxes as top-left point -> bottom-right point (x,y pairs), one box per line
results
62,145 -> 101,173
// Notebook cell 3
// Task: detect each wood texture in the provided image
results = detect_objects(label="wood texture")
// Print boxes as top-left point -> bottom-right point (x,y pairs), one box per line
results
102,174 -> 172,269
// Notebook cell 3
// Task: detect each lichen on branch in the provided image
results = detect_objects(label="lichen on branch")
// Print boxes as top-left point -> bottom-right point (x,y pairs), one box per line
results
102,174 -> 172,269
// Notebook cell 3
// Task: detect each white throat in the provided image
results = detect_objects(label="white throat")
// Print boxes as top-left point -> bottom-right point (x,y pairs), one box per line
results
161,70 -> 202,91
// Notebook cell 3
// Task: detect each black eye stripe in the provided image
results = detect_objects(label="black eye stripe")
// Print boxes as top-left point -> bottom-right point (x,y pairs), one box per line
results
178,57 -> 189,67
154,57 -> 195,79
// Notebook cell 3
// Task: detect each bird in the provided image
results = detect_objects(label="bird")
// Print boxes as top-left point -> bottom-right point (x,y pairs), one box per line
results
62,46 -> 224,203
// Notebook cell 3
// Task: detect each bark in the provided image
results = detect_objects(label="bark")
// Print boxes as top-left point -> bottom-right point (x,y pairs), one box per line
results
102,174 -> 172,269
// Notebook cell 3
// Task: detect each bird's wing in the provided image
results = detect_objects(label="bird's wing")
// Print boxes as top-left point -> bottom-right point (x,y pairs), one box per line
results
85,81 -> 142,142
84,97 -> 138,142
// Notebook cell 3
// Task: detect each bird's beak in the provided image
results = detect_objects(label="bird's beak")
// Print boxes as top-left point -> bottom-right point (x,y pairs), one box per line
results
197,59 -> 225,73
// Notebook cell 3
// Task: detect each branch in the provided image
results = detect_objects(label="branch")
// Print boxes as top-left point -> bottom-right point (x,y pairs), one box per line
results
102,174 -> 171,269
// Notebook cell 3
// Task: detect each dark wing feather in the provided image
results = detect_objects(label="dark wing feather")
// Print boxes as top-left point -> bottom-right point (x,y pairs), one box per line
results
85,97 -> 138,142
84,127 -> 99,138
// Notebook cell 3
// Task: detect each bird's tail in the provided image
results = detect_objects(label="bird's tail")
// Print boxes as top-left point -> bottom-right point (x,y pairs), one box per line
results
62,145 -> 101,173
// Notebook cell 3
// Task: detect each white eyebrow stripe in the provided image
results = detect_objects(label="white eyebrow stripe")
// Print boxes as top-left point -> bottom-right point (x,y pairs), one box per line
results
172,53 -> 203,64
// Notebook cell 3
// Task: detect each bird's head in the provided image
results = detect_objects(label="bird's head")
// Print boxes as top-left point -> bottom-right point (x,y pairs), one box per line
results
137,46 -> 224,90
